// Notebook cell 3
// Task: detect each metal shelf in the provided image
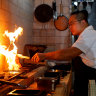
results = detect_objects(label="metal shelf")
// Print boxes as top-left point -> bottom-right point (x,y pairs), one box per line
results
72,0 -> 94,2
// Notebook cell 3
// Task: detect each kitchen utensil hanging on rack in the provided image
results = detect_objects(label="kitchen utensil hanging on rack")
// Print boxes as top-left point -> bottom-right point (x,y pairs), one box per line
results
86,2 -> 92,14
54,0 -> 68,31
52,0 -> 57,20
78,2 -> 83,11
82,1 -> 87,10
34,0 -> 53,23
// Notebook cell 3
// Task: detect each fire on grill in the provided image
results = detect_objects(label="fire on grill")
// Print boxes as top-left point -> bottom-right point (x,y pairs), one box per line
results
0,27 -> 30,71
0,27 -> 70,96
0,27 -> 48,96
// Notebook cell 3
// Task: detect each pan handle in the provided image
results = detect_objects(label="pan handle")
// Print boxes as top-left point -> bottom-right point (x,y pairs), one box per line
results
0,79 -> 27,88
60,0 -> 63,16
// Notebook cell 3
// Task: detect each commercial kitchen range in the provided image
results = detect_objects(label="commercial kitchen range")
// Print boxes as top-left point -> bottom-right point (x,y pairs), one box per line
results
0,62 -> 72,96
0,45 -> 72,96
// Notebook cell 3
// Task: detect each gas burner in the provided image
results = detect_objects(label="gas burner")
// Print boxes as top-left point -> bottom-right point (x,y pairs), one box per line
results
0,65 -> 47,96
0,70 -> 22,81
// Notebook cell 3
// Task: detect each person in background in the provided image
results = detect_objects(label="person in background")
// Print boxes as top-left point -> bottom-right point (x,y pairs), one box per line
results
31,10 -> 96,96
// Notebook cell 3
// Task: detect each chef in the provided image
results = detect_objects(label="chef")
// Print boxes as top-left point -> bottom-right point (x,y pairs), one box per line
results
31,10 -> 96,96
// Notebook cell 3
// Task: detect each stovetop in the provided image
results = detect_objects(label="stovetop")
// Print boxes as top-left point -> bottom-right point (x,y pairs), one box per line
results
0,63 -> 47,96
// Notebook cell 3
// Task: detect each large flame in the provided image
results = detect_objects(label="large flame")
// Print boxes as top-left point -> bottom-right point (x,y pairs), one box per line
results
0,27 -> 23,71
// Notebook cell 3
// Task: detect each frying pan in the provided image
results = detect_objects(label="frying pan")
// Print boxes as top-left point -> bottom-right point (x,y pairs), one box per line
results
54,0 -> 68,31
34,4 -> 53,23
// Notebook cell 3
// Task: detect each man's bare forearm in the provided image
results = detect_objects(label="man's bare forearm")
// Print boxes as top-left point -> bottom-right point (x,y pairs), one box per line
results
43,47 -> 82,61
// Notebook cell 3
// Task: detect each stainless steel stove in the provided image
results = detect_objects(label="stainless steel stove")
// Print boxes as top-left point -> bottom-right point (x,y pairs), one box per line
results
0,63 -> 47,96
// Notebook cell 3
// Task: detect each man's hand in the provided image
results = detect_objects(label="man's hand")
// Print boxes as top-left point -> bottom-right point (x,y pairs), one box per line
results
31,53 -> 45,63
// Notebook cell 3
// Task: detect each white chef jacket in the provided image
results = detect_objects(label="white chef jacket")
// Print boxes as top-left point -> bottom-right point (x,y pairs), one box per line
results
72,25 -> 96,69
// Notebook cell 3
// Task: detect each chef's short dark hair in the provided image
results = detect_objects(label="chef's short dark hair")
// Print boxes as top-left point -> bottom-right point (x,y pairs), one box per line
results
71,10 -> 88,23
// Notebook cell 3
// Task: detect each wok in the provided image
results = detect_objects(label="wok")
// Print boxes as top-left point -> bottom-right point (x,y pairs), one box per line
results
34,4 -> 53,23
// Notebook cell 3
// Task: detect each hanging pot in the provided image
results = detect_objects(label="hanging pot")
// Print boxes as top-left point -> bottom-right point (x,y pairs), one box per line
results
34,4 -> 53,23
54,0 -> 68,31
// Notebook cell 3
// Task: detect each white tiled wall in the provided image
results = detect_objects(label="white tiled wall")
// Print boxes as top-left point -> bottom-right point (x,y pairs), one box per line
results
0,0 -> 72,71
0,0 -> 34,53
0,0 -> 34,71
32,0 -> 72,52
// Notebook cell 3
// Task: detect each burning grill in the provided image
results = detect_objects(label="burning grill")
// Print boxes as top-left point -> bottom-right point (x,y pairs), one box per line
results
0,61 -> 71,96
0,64 -> 47,96
0,35 -> 47,96
0,27 -> 71,96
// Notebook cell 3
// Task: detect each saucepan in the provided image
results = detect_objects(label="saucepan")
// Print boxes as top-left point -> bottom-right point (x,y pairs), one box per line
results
35,77 -> 57,92
50,68 -> 68,77
44,69 -> 61,84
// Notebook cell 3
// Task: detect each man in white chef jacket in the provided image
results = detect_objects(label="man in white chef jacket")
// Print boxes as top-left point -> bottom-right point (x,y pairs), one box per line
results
31,10 -> 96,96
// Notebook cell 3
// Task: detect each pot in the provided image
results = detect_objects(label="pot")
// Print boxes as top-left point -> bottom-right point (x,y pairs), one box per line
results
35,77 -> 57,92
49,68 -> 68,77
34,4 -> 53,23
51,63 -> 71,71
44,69 -> 60,84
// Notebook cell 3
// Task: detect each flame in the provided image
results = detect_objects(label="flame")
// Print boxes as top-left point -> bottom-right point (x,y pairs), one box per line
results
17,54 -> 30,59
0,27 -> 23,71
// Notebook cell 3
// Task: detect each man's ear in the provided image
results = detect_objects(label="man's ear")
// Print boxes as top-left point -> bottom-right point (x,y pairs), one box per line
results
81,20 -> 86,24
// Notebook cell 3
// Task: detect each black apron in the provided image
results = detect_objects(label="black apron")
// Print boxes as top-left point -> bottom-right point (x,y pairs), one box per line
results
73,56 -> 96,96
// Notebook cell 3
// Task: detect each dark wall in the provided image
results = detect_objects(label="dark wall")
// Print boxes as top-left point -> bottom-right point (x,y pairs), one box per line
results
88,1 -> 96,29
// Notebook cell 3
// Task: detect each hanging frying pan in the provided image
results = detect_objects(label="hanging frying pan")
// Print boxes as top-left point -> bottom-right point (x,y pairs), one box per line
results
34,2 -> 53,23
54,0 -> 68,31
